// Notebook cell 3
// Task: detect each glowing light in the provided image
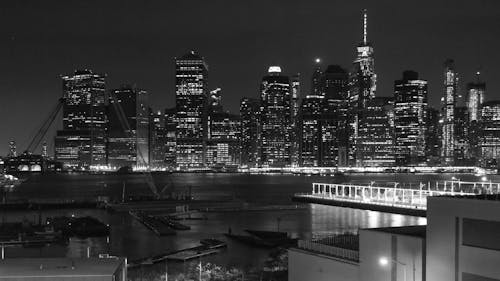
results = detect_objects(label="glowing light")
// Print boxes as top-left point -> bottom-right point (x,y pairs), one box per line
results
482,176 -> 488,182
379,257 -> 389,266
315,58 -> 321,64
268,66 -> 282,73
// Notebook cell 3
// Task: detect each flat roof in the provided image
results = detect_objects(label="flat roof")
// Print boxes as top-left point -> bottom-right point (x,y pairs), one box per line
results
363,225 -> 426,238
0,257 -> 125,278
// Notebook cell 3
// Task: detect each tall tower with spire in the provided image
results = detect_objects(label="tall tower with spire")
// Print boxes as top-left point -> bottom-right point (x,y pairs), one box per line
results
349,9 -> 378,167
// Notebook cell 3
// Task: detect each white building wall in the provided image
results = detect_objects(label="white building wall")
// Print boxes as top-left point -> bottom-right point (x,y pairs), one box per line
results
288,248 -> 359,281
427,197 -> 500,281
359,229 -> 424,281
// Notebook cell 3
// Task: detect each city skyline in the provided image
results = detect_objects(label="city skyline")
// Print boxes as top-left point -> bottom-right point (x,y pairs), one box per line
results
1,0 -> 499,155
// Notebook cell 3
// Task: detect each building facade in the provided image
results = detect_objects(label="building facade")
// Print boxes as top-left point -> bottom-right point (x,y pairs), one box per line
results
240,98 -> 261,167
107,85 -> 149,170
260,66 -> 293,167
441,59 -> 459,165
480,101 -> 500,168
175,51 -> 208,169
55,70 -> 107,170
393,71 -> 428,166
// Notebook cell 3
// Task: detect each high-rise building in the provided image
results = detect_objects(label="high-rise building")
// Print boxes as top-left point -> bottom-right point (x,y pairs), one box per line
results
454,106 -> 470,165
356,97 -> 395,167
321,65 -> 349,167
206,112 -> 241,169
299,95 -> 323,166
291,74 -> 301,167
164,107 -> 177,169
349,9 -> 377,166
240,98 -> 261,167
260,66 -> 293,167
55,70 -> 107,170
441,59 -> 459,165
149,110 -> 167,169
107,85 -> 149,170
175,51 -> 208,169
311,58 -> 323,96
393,71 -> 428,166
425,107 -> 441,164
480,101 -> 500,168
466,72 -> 486,163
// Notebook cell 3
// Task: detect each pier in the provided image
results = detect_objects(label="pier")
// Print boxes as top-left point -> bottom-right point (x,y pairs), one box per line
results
293,180 -> 497,216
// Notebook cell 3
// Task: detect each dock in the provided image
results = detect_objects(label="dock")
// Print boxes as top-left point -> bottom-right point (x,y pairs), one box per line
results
129,211 -> 176,236
293,181 -> 493,216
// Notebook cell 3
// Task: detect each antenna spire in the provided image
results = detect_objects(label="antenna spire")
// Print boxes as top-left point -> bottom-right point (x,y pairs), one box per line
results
363,9 -> 368,44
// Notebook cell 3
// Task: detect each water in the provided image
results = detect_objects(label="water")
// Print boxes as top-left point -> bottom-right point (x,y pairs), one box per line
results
2,172 -> 487,279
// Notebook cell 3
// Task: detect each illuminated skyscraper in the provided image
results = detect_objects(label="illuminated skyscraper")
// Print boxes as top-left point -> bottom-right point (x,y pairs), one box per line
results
454,106 -> 470,165
240,98 -> 261,167
349,9 -> 377,166
356,97 -> 395,167
260,66 -> 293,167
164,107 -> 177,168
55,70 -> 107,169
425,107 -> 441,164
149,110 -> 167,169
291,74 -> 301,167
107,85 -> 149,170
311,59 -> 323,96
441,59 -> 458,165
480,101 -> 500,168
394,71 -> 428,166
175,51 -> 208,169
206,112 -> 241,169
466,72 -> 486,162
299,95 -> 323,166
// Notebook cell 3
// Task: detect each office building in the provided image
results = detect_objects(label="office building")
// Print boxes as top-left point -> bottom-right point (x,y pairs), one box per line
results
0,257 -> 127,281
393,71 -> 428,166
454,106 -> 470,165
54,70 -> 107,170
479,101 -> 500,168
441,59 -> 459,165
260,66 -> 293,167
206,112 -> 241,169
425,107 -> 441,164
299,95 -> 323,166
291,74 -> 301,167
107,85 -> 149,170
149,110 -> 167,169
240,98 -> 261,167
349,9 -> 377,166
164,107 -> 177,168
175,51 -> 208,169
467,73 -> 486,163
356,97 -> 395,167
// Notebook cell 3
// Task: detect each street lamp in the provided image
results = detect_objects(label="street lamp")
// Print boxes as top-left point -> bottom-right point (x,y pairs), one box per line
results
379,257 -> 407,281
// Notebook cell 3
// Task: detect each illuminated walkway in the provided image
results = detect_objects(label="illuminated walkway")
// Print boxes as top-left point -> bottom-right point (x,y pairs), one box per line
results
294,180 -> 499,212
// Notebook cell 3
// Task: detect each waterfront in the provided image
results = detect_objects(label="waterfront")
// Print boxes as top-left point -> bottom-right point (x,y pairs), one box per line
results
1,172 -> 488,279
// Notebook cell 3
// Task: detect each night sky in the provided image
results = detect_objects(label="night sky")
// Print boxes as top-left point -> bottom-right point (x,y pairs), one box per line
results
0,0 -> 499,155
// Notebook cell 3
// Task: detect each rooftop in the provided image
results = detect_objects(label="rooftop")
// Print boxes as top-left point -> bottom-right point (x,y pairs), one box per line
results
364,225 -> 426,238
0,257 -> 125,278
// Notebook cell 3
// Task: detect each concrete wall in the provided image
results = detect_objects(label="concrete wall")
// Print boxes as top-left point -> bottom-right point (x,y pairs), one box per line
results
288,248 -> 359,281
359,229 -> 424,281
427,197 -> 500,281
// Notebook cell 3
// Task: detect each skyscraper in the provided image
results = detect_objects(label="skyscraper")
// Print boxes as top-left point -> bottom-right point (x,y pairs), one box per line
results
454,106 -> 470,165
441,59 -> 459,165
8,140 -> 17,157
164,107 -> 177,169
299,95 -> 323,166
393,71 -> 428,166
349,9 -> 377,166
425,107 -> 441,164
175,51 -> 208,169
240,98 -> 261,167
107,85 -> 149,170
55,70 -> 107,170
291,74 -> 301,167
260,66 -> 293,167
149,110 -> 167,169
466,72 -> 485,163
206,112 -> 241,169
321,65 -> 349,167
480,101 -> 500,168
356,97 -> 395,167
311,59 -> 323,96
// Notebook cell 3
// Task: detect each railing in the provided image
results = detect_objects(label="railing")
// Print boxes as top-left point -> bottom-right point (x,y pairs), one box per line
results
297,240 -> 359,262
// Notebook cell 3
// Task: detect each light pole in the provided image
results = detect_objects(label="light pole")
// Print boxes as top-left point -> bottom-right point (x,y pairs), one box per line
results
379,257 -> 407,281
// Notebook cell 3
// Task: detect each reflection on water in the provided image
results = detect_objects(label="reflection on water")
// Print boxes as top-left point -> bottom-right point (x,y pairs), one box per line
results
2,173 -> 473,276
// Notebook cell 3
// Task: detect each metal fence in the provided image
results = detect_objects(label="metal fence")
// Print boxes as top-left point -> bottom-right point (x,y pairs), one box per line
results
297,239 -> 359,262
